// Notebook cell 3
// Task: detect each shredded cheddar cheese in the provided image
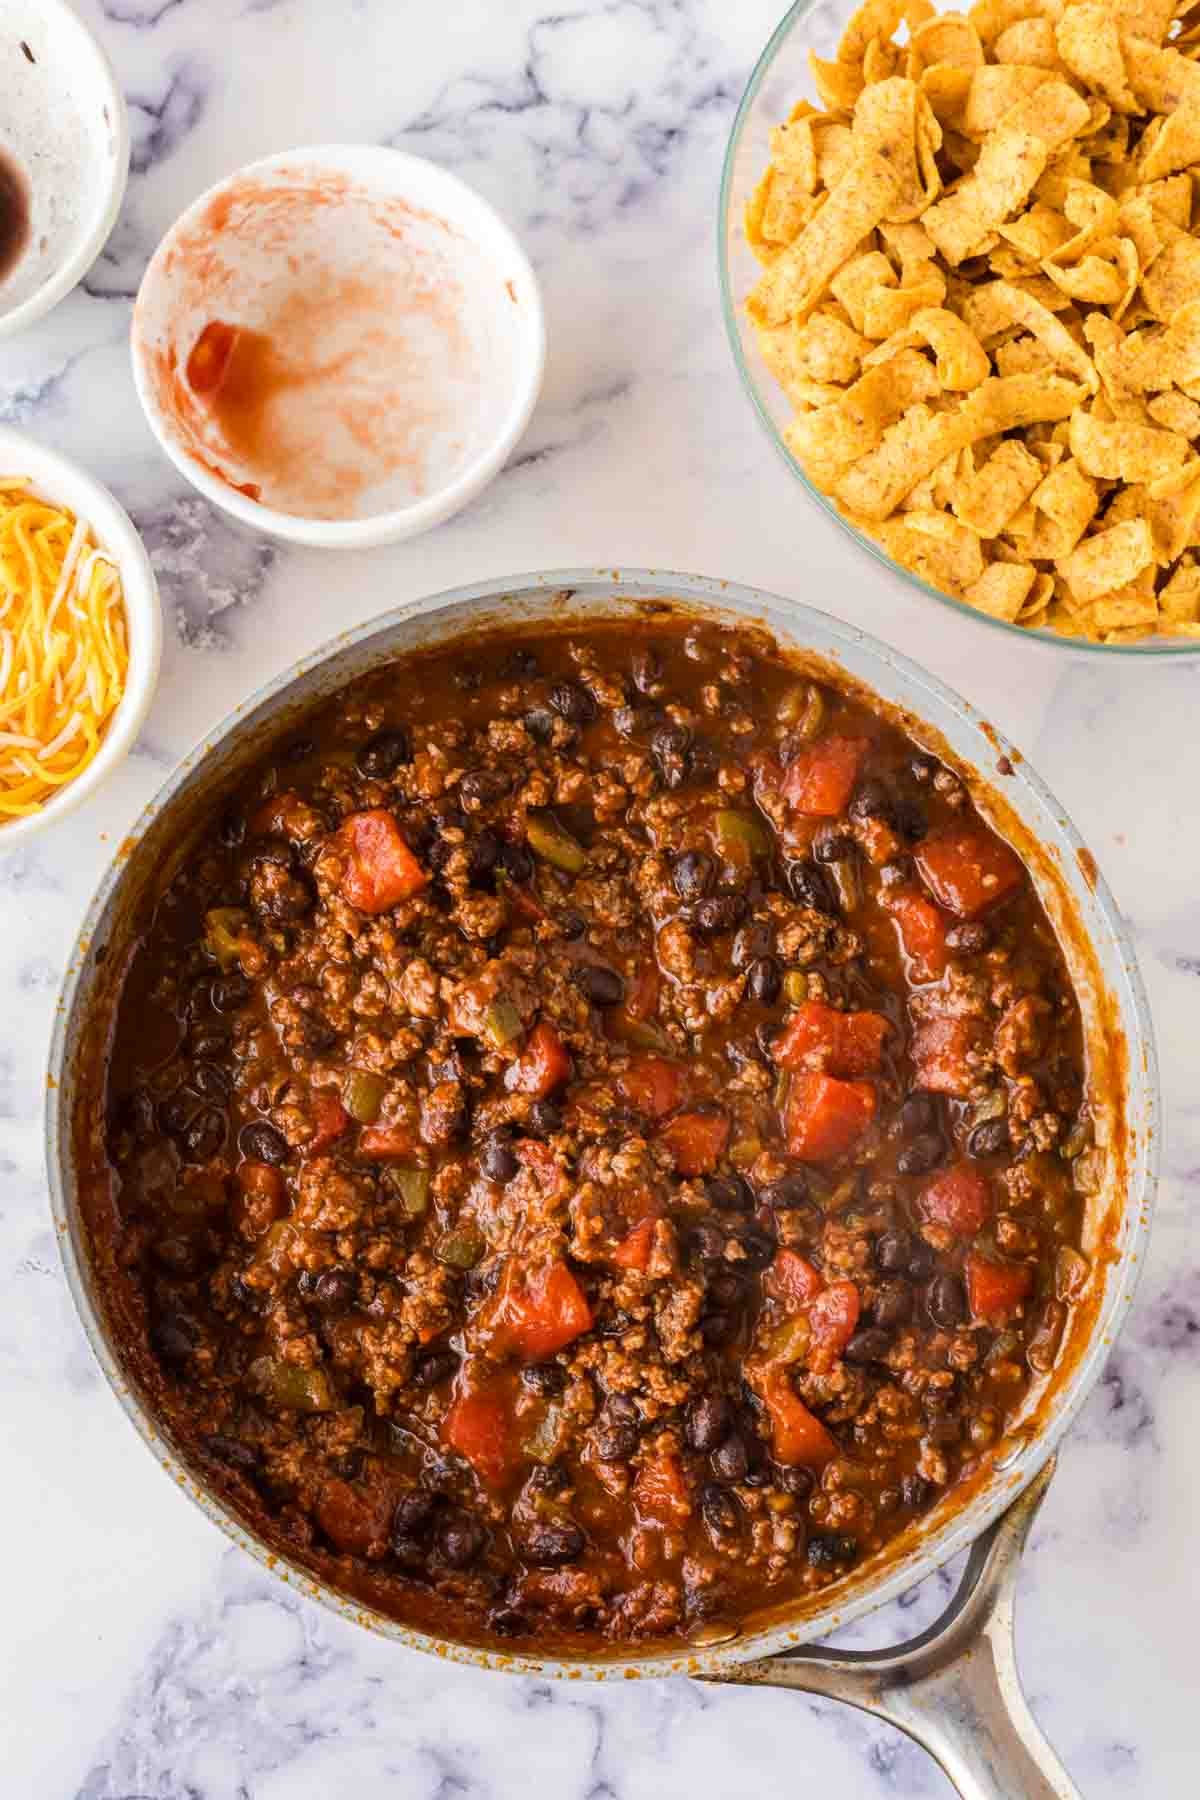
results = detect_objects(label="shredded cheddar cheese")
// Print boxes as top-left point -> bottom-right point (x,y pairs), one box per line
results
0,478 -> 129,818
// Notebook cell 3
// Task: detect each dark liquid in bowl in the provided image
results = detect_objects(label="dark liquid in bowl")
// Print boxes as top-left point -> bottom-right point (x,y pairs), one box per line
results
84,620 -> 1092,1653
0,147 -> 30,283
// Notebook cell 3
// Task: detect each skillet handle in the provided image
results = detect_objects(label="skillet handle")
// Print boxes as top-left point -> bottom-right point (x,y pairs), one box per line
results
696,1457 -> 1080,1800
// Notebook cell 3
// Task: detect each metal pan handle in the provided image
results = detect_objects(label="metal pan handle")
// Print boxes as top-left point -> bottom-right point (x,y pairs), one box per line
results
697,1458 -> 1079,1800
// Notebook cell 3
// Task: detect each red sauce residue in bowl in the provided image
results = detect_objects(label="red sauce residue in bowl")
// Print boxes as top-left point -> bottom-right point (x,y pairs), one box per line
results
140,171 -> 494,521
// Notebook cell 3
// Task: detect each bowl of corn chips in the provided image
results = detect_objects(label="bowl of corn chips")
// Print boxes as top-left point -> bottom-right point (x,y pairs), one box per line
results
720,0 -> 1200,648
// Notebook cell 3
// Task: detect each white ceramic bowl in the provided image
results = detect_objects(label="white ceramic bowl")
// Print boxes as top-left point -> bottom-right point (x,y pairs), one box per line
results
0,0 -> 129,339
131,145 -> 546,550
0,426 -> 161,846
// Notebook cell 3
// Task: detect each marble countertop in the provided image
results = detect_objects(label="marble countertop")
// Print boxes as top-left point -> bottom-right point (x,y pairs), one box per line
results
2,1 -> 1194,1794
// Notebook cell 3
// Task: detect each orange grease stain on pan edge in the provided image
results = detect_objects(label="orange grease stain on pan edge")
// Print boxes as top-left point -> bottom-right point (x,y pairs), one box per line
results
145,173 -> 484,520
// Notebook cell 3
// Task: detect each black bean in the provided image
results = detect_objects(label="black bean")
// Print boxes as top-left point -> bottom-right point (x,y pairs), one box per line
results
394,1491 -> 438,1537
489,841 -> 529,889
152,1312 -> 197,1364
673,849 -> 716,902
468,829 -> 501,885
708,1271 -> 746,1309
898,1092 -> 937,1135
848,780 -> 896,827
923,1378 -> 960,1419
731,1223 -> 775,1270
312,1268 -> 356,1307
188,1031 -> 229,1063
705,1174 -> 753,1213
967,1117 -> 1010,1159
440,1513 -> 486,1569
928,1273 -> 966,1326
762,1172 -> 810,1212
357,728 -> 411,778
461,768 -> 510,810
559,910 -> 587,940
896,1133 -> 945,1176
157,1093 -> 196,1136
746,956 -> 782,1005
808,1534 -> 859,1569
252,834 -> 294,868
786,857 -> 838,913
500,647 -> 540,680
690,893 -> 746,934
701,1483 -> 741,1539
183,1107 -> 225,1161
901,1473 -> 933,1509
946,922 -> 991,954
192,1061 -> 231,1100
688,1222 -> 727,1265
894,799 -> 928,843
480,1133 -> 519,1184
576,964 -> 624,1007
875,1229 -> 913,1274
630,648 -> 663,694
524,706 -> 557,744
731,921 -> 774,970
211,973 -> 250,1011
239,1120 -> 289,1165
686,1394 -> 733,1454
871,1283 -> 912,1329
550,681 -> 597,725
523,1521 -> 585,1566
526,1099 -> 562,1138
521,1363 -> 565,1396
414,1349 -> 459,1388
453,663 -> 482,692
775,1464 -> 814,1500
594,1398 -> 639,1461
907,1240 -> 935,1280
845,1327 -> 892,1364
701,1311 -> 737,1347
812,827 -> 854,864
488,1605 -> 528,1638
651,722 -> 691,790
217,808 -> 245,849
205,1433 -> 259,1473
332,1450 -> 364,1481
711,1435 -> 749,1483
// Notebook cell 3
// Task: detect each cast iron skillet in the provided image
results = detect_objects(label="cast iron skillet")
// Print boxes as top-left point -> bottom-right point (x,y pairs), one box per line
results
46,571 -> 1158,1799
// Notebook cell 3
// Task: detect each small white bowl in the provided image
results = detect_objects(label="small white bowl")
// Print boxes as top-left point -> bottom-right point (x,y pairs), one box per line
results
0,0 -> 129,339
131,145 -> 546,550
0,425 -> 161,846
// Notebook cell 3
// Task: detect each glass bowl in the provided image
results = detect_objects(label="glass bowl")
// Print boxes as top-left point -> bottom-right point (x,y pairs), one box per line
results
718,0 -> 1198,656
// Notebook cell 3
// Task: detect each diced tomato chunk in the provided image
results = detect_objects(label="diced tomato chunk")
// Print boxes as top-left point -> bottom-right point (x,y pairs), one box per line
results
759,1367 -> 837,1467
443,1386 -> 518,1486
633,1452 -> 691,1524
308,1091 -> 351,1153
508,1021 -> 571,1101
773,1001 -> 889,1076
886,891 -> 950,981
338,809 -> 428,914
612,1217 -> 657,1273
233,1160 -> 286,1235
764,1248 -> 824,1310
619,1055 -> 688,1120
966,1253 -> 1035,1321
358,1120 -> 417,1160
910,1016 -> 979,1097
658,1110 -> 731,1175
484,1259 -> 593,1361
781,735 -> 870,818
625,963 -> 660,1023
920,1163 -> 991,1237
808,1280 -> 861,1370
916,826 -> 1023,919
785,1073 -> 876,1161
315,1476 -> 395,1556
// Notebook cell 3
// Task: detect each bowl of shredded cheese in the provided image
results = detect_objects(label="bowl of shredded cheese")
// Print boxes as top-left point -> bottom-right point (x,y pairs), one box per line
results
0,426 -> 160,841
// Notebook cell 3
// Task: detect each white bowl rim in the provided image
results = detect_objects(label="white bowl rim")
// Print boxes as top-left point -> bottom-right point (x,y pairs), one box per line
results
131,143 -> 548,550
0,0 -> 131,342
0,424 -> 162,846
